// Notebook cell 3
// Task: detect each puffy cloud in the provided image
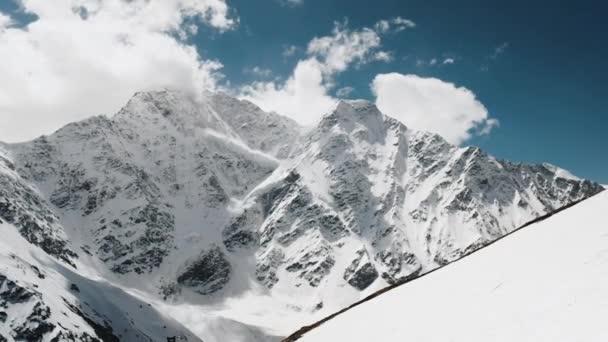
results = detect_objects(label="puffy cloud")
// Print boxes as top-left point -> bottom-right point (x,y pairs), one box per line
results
373,51 -> 393,63
306,21 -> 383,75
372,73 -> 498,145
240,59 -> 336,125
0,12 -> 12,30
0,0 -> 235,142
374,19 -> 390,33
242,20 -> 402,124
443,58 -> 455,64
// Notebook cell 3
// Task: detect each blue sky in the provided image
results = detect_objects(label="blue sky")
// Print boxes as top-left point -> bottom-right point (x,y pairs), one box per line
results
197,0 -> 607,183
0,0 -> 606,183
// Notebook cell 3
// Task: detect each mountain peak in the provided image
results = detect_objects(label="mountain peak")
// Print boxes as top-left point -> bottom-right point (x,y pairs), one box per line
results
317,99 -> 391,136
334,99 -> 382,118
116,89 -> 201,119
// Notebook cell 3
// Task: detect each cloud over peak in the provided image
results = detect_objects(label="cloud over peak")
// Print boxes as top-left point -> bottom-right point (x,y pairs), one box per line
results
372,73 -> 498,145
241,18 -> 410,125
240,18 -> 497,146
0,5 -> 497,147
0,0 -> 235,142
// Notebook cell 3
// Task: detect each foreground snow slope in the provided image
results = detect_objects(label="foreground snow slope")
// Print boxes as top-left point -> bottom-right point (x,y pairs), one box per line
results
298,190 -> 608,342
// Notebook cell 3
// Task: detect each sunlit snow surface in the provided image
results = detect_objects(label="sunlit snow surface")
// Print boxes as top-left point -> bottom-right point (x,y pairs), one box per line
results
300,190 -> 608,342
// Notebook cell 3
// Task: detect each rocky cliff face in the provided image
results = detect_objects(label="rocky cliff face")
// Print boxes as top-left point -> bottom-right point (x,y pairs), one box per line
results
0,90 -> 603,341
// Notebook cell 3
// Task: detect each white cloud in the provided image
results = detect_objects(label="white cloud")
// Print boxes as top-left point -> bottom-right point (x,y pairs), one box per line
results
241,20 -> 404,124
375,17 -> 416,33
240,59 -> 336,125
479,118 -> 500,135
374,20 -> 390,33
0,0 -> 235,143
390,17 -> 416,31
336,86 -> 355,97
307,21 -> 382,75
245,66 -> 273,78
373,51 -> 393,63
0,12 -> 12,30
372,73 -> 498,145
417,57 -> 455,67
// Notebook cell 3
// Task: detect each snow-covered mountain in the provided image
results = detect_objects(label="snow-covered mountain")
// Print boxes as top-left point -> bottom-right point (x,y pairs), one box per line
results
0,90 -> 604,341
293,190 -> 608,342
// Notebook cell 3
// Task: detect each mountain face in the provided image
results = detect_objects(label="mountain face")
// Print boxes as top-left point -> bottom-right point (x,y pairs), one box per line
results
293,190 -> 608,342
0,90 -> 604,341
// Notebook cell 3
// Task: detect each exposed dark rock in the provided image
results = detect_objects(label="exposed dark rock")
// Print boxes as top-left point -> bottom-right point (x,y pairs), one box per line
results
376,251 -> 422,285
0,274 -> 38,305
0,179 -> 78,267
63,299 -> 120,342
286,245 -> 335,287
343,249 -> 379,290
255,248 -> 284,289
223,230 -> 257,252
347,263 -> 378,290
30,265 -> 46,279
13,302 -> 54,342
96,204 -> 174,274
223,210 -> 260,252
177,246 -> 231,295
159,282 -> 181,301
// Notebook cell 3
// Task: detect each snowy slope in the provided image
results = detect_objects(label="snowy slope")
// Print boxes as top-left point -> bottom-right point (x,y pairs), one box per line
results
0,90 -> 604,341
296,190 -> 608,342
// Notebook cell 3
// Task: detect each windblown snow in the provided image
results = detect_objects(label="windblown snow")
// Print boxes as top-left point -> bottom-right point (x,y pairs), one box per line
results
0,90 -> 604,341
297,190 -> 608,342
